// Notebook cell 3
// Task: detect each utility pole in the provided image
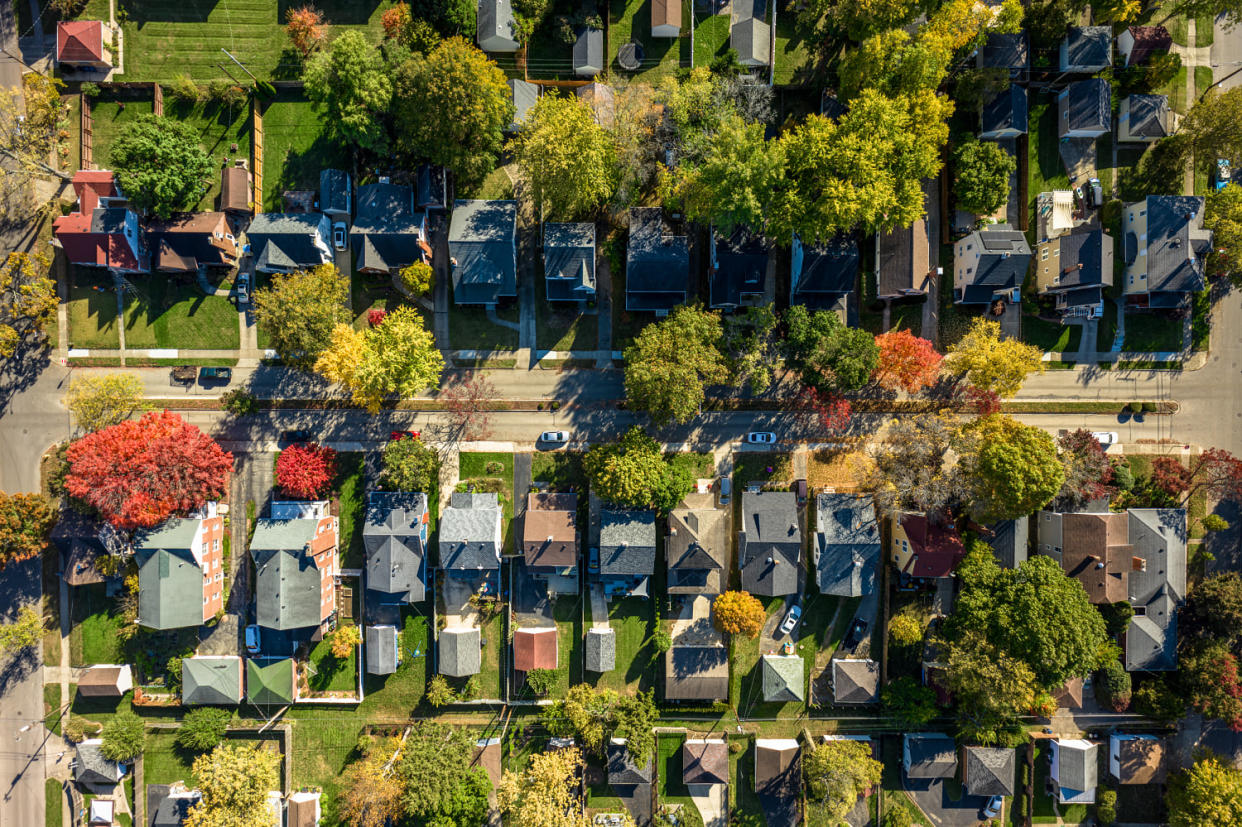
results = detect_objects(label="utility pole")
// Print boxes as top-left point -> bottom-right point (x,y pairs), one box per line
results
220,48 -> 257,83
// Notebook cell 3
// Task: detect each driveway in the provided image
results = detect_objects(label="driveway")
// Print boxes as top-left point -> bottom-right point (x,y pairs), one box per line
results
687,782 -> 727,827
903,777 -> 991,827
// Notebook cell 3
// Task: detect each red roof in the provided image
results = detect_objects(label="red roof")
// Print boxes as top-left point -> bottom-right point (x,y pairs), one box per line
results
53,170 -> 140,271
57,20 -> 106,63
1126,26 -> 1172,65
899,514 -> 965,579
513,627 -> 557,672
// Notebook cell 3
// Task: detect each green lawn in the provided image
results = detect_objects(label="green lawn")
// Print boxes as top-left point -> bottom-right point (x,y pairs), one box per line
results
477,609 -> 506,700
692,13 -> 731,68
656,734 -> 706,827
122,278 -> 240,350
1023,315 -> 1082,354
335,452 -> 366,569
609,0 -> 690,82
260,90 -> 351,211
587,597 -> 655,695
351,272 -> 431,331
307,637 -> 359,694
143,732 -> 198,788
463,166 -> 515,201
535,271 -> 598,351
161,97 -> 253,211
362,608 -> 431,712
1123,313 -> 1183,352
70,584 -> 125,667
67,277 -> 121,349
530,452 -> 587,490
89,95 -> 155,169
1028,97 -> 1071,223
1097,299 -> 1118,352
448,303 -> 520,351
1031,745 -> 1089,823
45,779 -> 63,827
458,452 -> 516,553
773,8 -> 814,85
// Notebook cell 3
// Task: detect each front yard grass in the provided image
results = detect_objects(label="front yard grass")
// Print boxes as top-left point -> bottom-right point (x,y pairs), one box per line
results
67,276 -> 120,350
587,596 -> 655,695
535,271 -> 598,352
1097,299 -> 1118,352
1123,313 -> 1183,352
530,452 -> 587,491
350,273 -> 431,332
458,452 -> 516,553
334,452 -> 366,569
448,303 -> 520,351
70,584 -> 124,667
123,278 -> 240,350
1023,315 -> 1082,354
260,90 -> 351,211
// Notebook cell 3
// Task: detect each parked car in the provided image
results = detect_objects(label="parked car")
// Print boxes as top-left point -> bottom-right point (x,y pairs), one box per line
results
539,431 -> 569,444
1086,178 -> 1103,209
199,366 -> 232,383
843,618 -> 869,650
718,477 -> 732,506
279,429 -> 314,445
588,547 -> 600,574
1091,431 -> 1119,448
796,479 -> 807,505
389,430 -> 421,441
245,625 -> 261,655
234,272 -> 250,306
746,431 -> 776,444
333,222 -> 347,250
982,796 -> 1003,819
778,603 -> 803,636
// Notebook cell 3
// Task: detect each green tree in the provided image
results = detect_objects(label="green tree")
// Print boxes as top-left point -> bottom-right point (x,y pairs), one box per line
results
785,304 -> 880,393
65,373 -> 144,433
1178,87 -> 1242,173
615,692 -> 658,768
0,252 -> 57,358
803,739 -> 883,821
623,305 -> 728,425
837,29 -> 949,100
185,743 -> 281,827
583,427 -> 668,508
0,605 -> 44,654
304,31 -> 393,155
512,94 -> 616,220
945,317 -> 1043,397
888,610 -> 924,647
722,306 -> 783,395
881,676 -> 939,728
426,674 -> 455,707
816,0 -> 927,39
315,306 -> 444,413
0,493 -> 55,570
392,37 -> 514,188
946,631 -> 1037,743
1168,755 -> 1242,827
396,721 -> 492,824
1181,573 -> 1242,649
953,137 -> 1016,216
1094,658 -> 1132,711
399,260 -> 434,297
100,710 -> 145,761
544,684 -> 620,756
252,264 -> 350,369
176,708 -> 232,753
110,114 -> 213,218
1205,183 -> 1242,282
380,437 -> 440,492
669,113 -> 783,234
1133,674 -> 1186,722
956,414 -> 1065,522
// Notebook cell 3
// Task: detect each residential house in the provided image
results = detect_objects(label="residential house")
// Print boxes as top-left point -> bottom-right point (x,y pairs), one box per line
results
477,0 -> 519,51
147,213 -> 239,273
815,493 -> 880,597
247,658 -> 296,706
890,512 -> 966,581
576,82 -> 616,128
180,656 -> 243,705
53,170 -> 146,273
964,747 -> 1016,798
286,790 -> 323,827
1109,734 -> 1167,784
77,665 -> 132,698
246,213 -> 332,274
667,494 -> 727,596
1034,227 -> 1114,318
350,182 -> 431,275
665,645 -> 729,701
761,654 -> 804,703
1061,26 -> 1112,72
522,493 -> 579,581
250,501 -> 339,634
543,223 -> 596,305
1118,25 -> 1172,66
903,734 -> 957,779
319,169 -> 351,219
221,161 -> 253,215
985,518 -> 1028,569
980,85 -> 1028,139
1122,195 -> 1211,308
364,492 -> 429,605
790,233 -> 858,313
600,509 -> 656,596
710,228 -> 769,310
1053,677 -> 1086,711
731,17 -> 771,67
439,492 -> 503,579
1051,739 -> 1098,804
652,0 -> 681,37
953,224 -> 1032,304
53,511 -> 122,588
509,79 -> 539,132
134,504 -> 225,631
1037,507 -> 1186,670
738,491 -> 802,598
626,207 -> 690,313
439,627 -> 482,678
56,20 -> 113,71
977,32 -> 1028,71
586,627 -> 616,673
683,740 -> 729,786
608,738 -> 654,827
1119,94 -> 1171,142
148,784 -> 202,827
1058,79 -> 1111,138
573,27 -> 604,76
754,740 -> 801,827
449,199 -> 518,306
832,658 -> 880,704
74,740 -> 123,790
365,625 -> 399,676
877,211 -> 932,299
514,626 -> 558,672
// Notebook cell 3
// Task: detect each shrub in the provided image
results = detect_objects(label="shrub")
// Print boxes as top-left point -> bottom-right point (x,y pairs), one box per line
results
1204,514 -> 1230,532
221,388 -> 259,417
883,808 -> 913,827
399,261 -> 434,297
80,82 -> 101,99
205,80 -> 245,107
367,308 -> 388,327
426,675 -> 455,707
1133,675 -> 1185,722
653,627 -> 672,653
379,437 -> 440,493
175,708 -> 232,753
330,624 -> 362,659
888,611 -> 924,647
167,74 -> 202,104
1112,458 -> 1135,491
1095,659 -> 1132,712
100,710 -> 145,761
526,669 -> 557,696
166,656 -> 183,692
1097,787 -> 1118,825
485,460 -> 504,475
64,717 -> 101,743
285,5 -> 327,57
275,442 -> 337,499
461,676 -> 481,700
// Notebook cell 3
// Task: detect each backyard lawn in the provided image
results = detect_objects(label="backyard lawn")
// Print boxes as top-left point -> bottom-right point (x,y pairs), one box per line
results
609,0 -> 690,81
692,12 -> 731,68
335,452 -> 366,569
1028,97 -> 1071,227
123,278 -> 240,350
773,4 -> 814,85
260,91 -> 351,211
514,596 -> 582,700
142,732 -> 198,788
478,609 -> 506,700
448,303 -> 521,351
161,97 -> 253,211
306,637 -> 359,694
361,608 -> 431,712
587,597 -> 655,695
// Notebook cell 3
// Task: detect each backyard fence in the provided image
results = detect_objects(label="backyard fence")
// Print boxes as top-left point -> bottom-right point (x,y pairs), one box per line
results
80,94 -> 93,170
252,96 -> 264,214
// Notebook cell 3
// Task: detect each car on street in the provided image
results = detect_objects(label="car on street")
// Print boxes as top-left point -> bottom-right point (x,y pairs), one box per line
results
279,429 -> 314,445
746,431 -> 776,444
587,547 -> 600,574
982,796 -> 1003,819
843,617 -> 869,650
198,366 -> 232,383
1091,431 -> 1119,448
333,222 -> 347,250
539,431 -> 569,444
245,625 -> 261,655
234,273 -> 250,306
390,430 -> 421,441
778,603 -> 802,636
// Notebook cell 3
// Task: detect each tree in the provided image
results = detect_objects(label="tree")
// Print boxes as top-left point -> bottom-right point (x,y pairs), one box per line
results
0,73 -> 70,196
584,427 -> 675,509
110,115 -> 213,218
1168,756 -> 1242,827
285,5 -> 327,56
252,264 -> 350,370
1205,514 -> 1231,532
1094,658 -> 1132,712
396,722 -> 492,824
426,674 -> 455,707
0,493 -> 55,570
614,691 -> 658,767
399,260 -> 434,296
946,631 -> 1037,742
945,317 -> 1043,397
1206,184 -> 1242,281
544,686 -> 658,764
1183,640 -> 1242,730
785,305 -> 880,393
185,743 -> 281,827
668,113 -> 783,234
392,38 -> 514,188
1179,87 -> 1242,170
330,623 -> 362,658
176,708 -> 232,753
888,610 -> 924,647
380,437 -> 440,492
304,30 -> 393,155
799,388 -> 854,435
814,0 -> 926,39
1134,674 -> 1185,722
803,738 -> 883,822
1175,448 -> 1242,502
1055,429 -> 1115,510
66,373 -> 144,433
512,94 -> 616,220
100,710 -> 145,761
956,414 -> 1065,522
866,414 -> 960,518
440,371 -> 497,442
954,137 -> 1017,216
873,329 -> 941,393
883,810 -> 914,827
881,676 -> 939,728
623,305 -> 728,425
722,306 -> 783,395
0,606 -> 44,654
64,411 -> 233,530
1184,573 -> 1242,649
315,307 -> 443,413
836,29 -> 949,101
712,591 -> 765,638
1097,786 -> 1119,825
275,442 -> 337,500
339,736 -> 404,827
221,388 -> 259,417
498,747 -> 602,827
0,252 -> 56,358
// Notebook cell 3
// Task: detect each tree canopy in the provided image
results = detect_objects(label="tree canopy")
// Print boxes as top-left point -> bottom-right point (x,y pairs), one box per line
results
396,721 -> 492,825
65,373 -> 144,433
110,114 -> 213,217
803,739 -> 883,821
0,492 -> 55,571
866,414 -> 960,518
379,437 -> 440,493
1180,86 -> 1242,168
1206,183 -> 1242,282
185,744 -> 282,827
945,317 -> 1043,397
0,252 -> 57,359
100,710 -> 145,761
0,73 -> 69,189
252,264 -> 350,370
956,414 -> 1065,522
512,94 -> 616,220
498,747 -> 610,827
315,306 -> 443,412
873,329 -> 942,393
1054,429 -> 1115,510
543,686 -> 658,766
945,631 -> 1037,743
305,30 -> 393,154
668,112 -> 783,234
339,736 -> 404,827
712,590 -> 766,638
785,305 -> 880,393
623,305 -> 728,425
1168,755 -> 1242,827
583,426 -> 693,512
953,137 -> 1017,216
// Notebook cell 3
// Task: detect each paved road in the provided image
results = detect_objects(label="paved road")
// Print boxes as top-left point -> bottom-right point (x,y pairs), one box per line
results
1212,14 -> 1242,90
0,556 -> 47,827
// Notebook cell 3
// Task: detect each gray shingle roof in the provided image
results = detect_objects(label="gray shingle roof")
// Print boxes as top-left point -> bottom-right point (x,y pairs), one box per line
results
627,207 -> 689,311
449,200 -> 517,304
905,734 -> 957,779
979,33 -> 1028,69
683,740 -> 729,785
439,627 -> 481,677
988,518 -> 1028,569
1054,740 -> 1098,795
609,738 -> 653,785
1063,26 -> 1112,70
544,222 -> 596,301
478,0 -> 516,48
181,656 -> 242,705
965,747 -> 1016,796
350,183 -> 425,273
439,492 -> 502,570
366,625 -> 398,675
600,509 -> 657,576
247,213 -> 330,271
710,228 -> 769,308
151,788 -> 201,827
1129,195 -> 1211,302
982,85 -> 1028,136
740,492 -> 801,597
761,655 -> 805,702
1125,94 -> 1169,139
251,520 -> 328,631
731,16 -> 771,64
573,27 -> 604,75
136,545 -> 205,630
365,492 -> 427,602
319,169 -> 349,215
586,627 -> 616,672
815,494 -> 880,597
75,740 -> 122,785
509,80 -> 538,131
832,658 -> 879,704
1125,508 -> 1186,671
1063,79 -> 1111,133
791,233 -> 857,309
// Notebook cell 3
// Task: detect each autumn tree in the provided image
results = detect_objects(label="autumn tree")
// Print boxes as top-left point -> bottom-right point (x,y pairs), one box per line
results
439,371 -> 497,442
956,414 -> 1065,522
712,591 -> 766,638
1182,573 -> 1242,650
583,426 -> 691,511
624,305 -> 728,425
65,411 -> 233,530
305,30 -> 393,154
1168,755 -> 1242,826
837,29 -> 948,101
100,710 -> 145,761
1054,429 -> 1115,511
946,631 -> 1037,743
339,736 -> 404,827
512,94 -> 616,220
803,738 -> 883,822
0,73 -> 70,196
184,743 -> 281,827
66,373 -> 144,433
330,623 -> 362,658
0,606 -> 44,655
544,686 -> 658,765
0,252 -> 56,358
110,115 -> 213,218
945,317 -> 1043,397
0,493 -> 55,570
668,112 -> 783,234
275,442 -> 337,500
866,414 -> 960,519
873,329 -> 942,393
392,38 -> 514,188
785,305 -> 880,394
380,437 -> 440,492
175,708 -> 232,753
1182,640 -> 1242,730
799,388 -> 854,435
1205,184 -> 1242,281
399,260 -> 434,297
252,264 -> 350,369
498,747 -> 604,827
396,722 -> 491,825
1179,87 -> 1242,172
314,306 -> 443,412
285,5 -> 327,56
1172,448 -> 1242,502
953,137 -> 1017,216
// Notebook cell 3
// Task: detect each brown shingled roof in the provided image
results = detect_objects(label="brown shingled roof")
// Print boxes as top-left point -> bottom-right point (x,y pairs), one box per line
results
522,493 -> 578,568
1060,512 -> 1130,604
683,740 -> 728,785
1116,737 -> 1167,785
514,627 -> 558,672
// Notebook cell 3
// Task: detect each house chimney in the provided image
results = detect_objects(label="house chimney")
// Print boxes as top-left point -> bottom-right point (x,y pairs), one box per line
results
1132,556 -> 1146,572
546,535 -> 554,543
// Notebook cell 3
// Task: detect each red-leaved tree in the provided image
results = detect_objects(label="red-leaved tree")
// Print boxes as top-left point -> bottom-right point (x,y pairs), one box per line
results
64,411 -> 233,530
1155,448 -> 1242,503
276,443 -> 338,500
873,330 -> 942,394
799,387 -> 852,433
367,308 -> 388,327
440,372 -> 497,443
381,2 -> 411,40
286,6 -> 326,57
1152,456 -> 1193,498
963,385 -> 1001,415
1055,429 -> 1115,508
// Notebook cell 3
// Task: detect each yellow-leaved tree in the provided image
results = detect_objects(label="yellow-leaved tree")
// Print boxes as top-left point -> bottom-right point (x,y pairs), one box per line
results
945,317 -> 1043,398
0,252 -> 57,358
315,306 -> 443,413
184,743 -> 280,827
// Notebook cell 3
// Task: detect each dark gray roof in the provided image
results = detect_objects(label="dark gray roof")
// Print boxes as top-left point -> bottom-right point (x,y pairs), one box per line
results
478,0 -> 515,45
1125,509 -> 1186,671
600,509 -> 657,576
683,740 -> 729,785
1048,229 -> 1111,294
439,627 -> 481,677
1131,195 -> 1210,301
416,164 -> 447,210
449,200 -> 517,304
319,169 -> 349,215
982,85 -> 1028,135
1125,94 -> 1169,139
75,740 -> 122,785
509,80 -> 538,131
832,658 -> 879,704
366,625 -> 398,675
1054,740 -> 1098,794
439,492 -> 502,570
135,544 -> 204,630
627,207 -> 689,312
608,738 -> 653,785
92,206 -> 131,234
351,183 -> 426,273
979,33 -> 1028,69
364,492 -> 427,602
965,747 -> 1016,797
1064,79 -> 1111,133
544,222 -> 596,301
586,627 -> 616,672
958,225 -> 1033,304
151,788 -> 200,827
710,228 -> 769,308
988,518 -> 1028,569
905,734 -> 957,779
667,506 -> 727,594
740,492 -> 801,597
815,493 -> 880,597
1063,26 -> 1112,70
247,213 -> 329,271
573,27 -> 604,74
665,645 -> 729,700
251,522 -> 327,631
181,656 -> 242,705
761,655 -> 805,702
791,234 -> 857,308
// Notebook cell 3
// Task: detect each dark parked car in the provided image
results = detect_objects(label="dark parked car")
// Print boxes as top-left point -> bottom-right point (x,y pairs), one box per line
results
279,429 -> 314,446
199,366 -> 232,382
843,618 -> 869,650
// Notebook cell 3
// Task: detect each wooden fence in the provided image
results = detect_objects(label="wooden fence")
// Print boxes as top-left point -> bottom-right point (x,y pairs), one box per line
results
80,94 -> 93,170
252,96 -> 264,214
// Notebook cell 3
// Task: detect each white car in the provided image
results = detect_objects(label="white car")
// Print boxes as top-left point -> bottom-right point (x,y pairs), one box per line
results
539,431 -> 569,444
778,604 -> 802,636
332,222 -> 347,251
245,624 -> 261,655
234,272 -> 250,306
1091,431 -> 1119,448
747,431 -> 777,444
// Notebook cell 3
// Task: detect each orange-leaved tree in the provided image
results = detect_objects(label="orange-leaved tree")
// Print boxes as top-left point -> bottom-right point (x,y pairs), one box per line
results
712,590 -> 766,638
873,329 -> 942,394
286,5 -> 326,57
